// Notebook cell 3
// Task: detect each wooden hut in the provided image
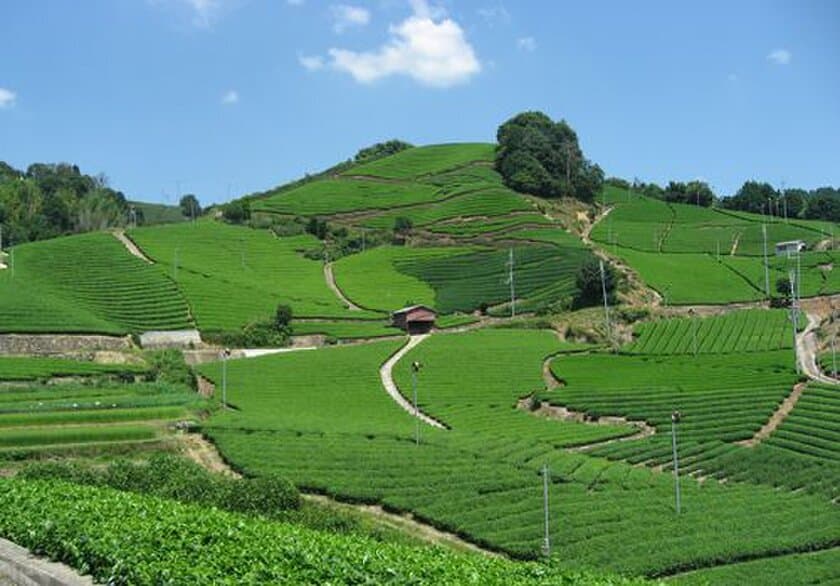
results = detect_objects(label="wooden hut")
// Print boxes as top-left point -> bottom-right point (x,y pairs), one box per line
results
391,305 -> 437,334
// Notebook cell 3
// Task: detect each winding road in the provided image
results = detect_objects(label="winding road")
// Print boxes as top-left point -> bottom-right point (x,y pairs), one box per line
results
379,335 -> 446,429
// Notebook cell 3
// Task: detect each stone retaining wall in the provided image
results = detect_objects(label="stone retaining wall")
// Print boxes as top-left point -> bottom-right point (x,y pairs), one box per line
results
0,334 -> 131,356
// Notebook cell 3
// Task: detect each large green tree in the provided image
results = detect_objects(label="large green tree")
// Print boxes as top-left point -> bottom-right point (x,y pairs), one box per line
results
495,111 -> 604,202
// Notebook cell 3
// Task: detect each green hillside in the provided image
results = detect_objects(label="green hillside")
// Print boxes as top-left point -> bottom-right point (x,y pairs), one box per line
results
592,186 -> 839,304
0,232 -> 193,334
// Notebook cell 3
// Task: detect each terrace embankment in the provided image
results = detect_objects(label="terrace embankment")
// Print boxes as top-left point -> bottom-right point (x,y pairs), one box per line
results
0,334 -> 131,356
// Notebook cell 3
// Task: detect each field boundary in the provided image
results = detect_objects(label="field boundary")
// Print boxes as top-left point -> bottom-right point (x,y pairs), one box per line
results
112,230 -> 153,264
323,262 -> 363,311
0,537 -> 95,586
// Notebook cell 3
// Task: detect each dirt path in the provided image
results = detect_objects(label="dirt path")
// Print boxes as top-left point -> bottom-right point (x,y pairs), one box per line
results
379,335 -> 446,429
581,206 -> 613,244
324,263 -> 363,311
180,432 -> 496,555
303,494 -> 499,557
739,312 -> 838,447
798,312 -> 838,384
730,232 -> 741,256
112,230 -> 153,264
738,383 -> 807,447
179,433 -> 241,477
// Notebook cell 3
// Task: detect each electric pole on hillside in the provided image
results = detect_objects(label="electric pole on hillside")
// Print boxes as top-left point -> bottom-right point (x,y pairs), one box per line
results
173,248 -> 179,281
507,249 -> 516,318
412,361 -> 423,446
220,348 -> 231,409
831,305 -> 838,378
600,259 -> 612,348
542,464 -> 551,557
671,410 -> 682,514
689,308 -> 698,356
781,181 -> 788,223
790,270 -> 801,374
0,225 -> 3,253
762,224 -> 770,299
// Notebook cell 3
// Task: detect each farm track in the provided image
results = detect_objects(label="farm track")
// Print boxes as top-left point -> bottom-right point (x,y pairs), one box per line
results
739,311 -> 838,448
180,433 -> 497,555
323,263 -> 363,311
112,230 -> 153,264
379,335 -> 447,429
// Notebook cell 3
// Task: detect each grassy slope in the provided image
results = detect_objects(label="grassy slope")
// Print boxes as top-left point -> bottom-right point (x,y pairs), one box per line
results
130,221 -> 383,332
0,232 -> 192,334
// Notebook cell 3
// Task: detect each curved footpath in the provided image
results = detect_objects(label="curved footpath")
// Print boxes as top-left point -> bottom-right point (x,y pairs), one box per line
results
798,312 -> 838,385
379,335 -> 446,429
112,230 -> 153,264
323,262 -> 363,311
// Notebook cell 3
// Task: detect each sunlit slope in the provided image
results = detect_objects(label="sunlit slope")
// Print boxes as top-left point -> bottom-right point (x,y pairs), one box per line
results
0,232 -> 192,334
591,186 -> 839,304
130,221 -> 383,333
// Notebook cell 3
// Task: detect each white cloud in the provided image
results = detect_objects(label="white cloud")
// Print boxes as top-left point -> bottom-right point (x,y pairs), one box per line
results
149,0 -> 227,28
767,49 -> 791,65
0,88 -> 16,109
221,90 -> 239,104
477,4 -> 510,25
517,36 -> 536,52
331,4 -> 371,33
299,54 -> 326,71
326,0 -> 480,87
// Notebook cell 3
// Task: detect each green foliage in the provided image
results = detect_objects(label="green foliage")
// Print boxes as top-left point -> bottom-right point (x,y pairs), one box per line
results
496,111 -> 604,201
178,194 -> 201,218
290,319 -> 396,339
128,200 -> 186,225
574,257 -> 616,308
144,349 -> 195,389
0,232 -> 192,334
353,139 -> 413,164
275,303 -> 293,329
662,180 -> 715,207
21,453 -> 301,514
0,478 -> 645,585
393,215 -> 413,235
673,548 -> 840,586
0,161 -> 130,244
0,356 -> 146,381
223,200 -> 250,223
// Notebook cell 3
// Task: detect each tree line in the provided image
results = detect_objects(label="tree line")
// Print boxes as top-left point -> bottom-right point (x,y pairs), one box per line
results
606,176 -> 840,222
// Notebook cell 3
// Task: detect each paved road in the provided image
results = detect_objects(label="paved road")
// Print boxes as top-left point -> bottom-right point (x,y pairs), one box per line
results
379,335 -> 445,429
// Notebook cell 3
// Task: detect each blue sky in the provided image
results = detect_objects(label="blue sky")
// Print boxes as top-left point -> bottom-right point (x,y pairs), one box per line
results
1,0 -> 838,205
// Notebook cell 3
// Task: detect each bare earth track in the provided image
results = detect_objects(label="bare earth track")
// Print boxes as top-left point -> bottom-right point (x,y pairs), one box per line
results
324,262 -> 363,311
112,230 -> 153,264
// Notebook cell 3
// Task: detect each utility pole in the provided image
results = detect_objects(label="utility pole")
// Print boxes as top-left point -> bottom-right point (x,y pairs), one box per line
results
689,309 -> 698,356
716,240 -> 720,262
220,348 -> 231,409
599,259 -> 612,348
507,249 -> 516,318
173,248 -> 179,281
671,411 -> 682,514
0,224 -> 3,253
781,181 -> 788,223
542,464 -> 551,557
412,361 -> 422,446
832,306 -> 837,378
762,224 -> 770,299
790,270 -> 801,374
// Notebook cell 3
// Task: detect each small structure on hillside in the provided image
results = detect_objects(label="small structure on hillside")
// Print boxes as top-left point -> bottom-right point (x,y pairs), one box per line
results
391,305 -> 437,334
139,330 -> 203,349
775,240 -> 806,257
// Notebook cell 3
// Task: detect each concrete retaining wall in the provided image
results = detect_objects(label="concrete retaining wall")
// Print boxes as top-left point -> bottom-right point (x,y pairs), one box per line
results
0,538 -> 94,586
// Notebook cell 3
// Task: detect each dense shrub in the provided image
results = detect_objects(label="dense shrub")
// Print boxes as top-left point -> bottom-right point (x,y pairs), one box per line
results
144,349 -> 195,390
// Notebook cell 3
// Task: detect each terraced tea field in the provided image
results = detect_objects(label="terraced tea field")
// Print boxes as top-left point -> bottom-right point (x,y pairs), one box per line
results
0,381 -> 204,453
0,356 -> 147,381
625,308 -> 792,355
0,232 -> 193,334
198,329 -> 840,578
590,187 -> 839,304
334,244 -> 593,314
130,221 -> 383,332
343,143 -> 495,179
